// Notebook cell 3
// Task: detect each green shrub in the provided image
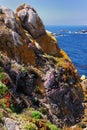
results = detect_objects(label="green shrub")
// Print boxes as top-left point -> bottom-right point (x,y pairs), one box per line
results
0,82 -> 8,96
31,110 -> 42,119
24,122 -> 37,130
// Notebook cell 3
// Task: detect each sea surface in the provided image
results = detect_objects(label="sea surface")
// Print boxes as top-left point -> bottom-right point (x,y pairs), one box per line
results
45,25 -> 87,76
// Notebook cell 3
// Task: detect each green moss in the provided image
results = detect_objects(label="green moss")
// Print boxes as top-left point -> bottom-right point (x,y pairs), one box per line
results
0,82 -> 8,96
46,122 -> 61,130
0,67 -> 4,73
24,122 -> 37,130
0,99 -> 7,109
34,87 -> 41,94
0,73 -> 5,81
0,112 -> 3,119
10,102 -> 16,112
0,111 -> 4,128
31,110 -> 42,119
78,122 -> 85,128
39,107 -> 47,115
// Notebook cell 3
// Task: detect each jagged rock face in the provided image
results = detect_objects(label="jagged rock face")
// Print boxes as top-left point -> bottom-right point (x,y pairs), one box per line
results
0,4 -> 59,64
0,3 -> 84,128
0,5 -> 22,34
16,4 -> 59,56
16,4 -> 45,38
0,52 -> 83,127
0,5 -> 36,64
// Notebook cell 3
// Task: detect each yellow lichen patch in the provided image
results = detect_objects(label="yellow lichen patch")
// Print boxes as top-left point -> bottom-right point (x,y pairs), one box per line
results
55,57 -> 66,67
81,83 -> 87,94
63,126 -> 82,130
0,98 -> 7,108
13,41 -> 35,65
47,31 -> 57,42
59,49 -> 71,61
37,78 -> 45,94
15,15 -> 26,36
16,3 -> 27,12
42,51 -> 72,69
42,53 -> 76,76
55,55 -> 78,79
27,66 -> 44,78
81,79 -> 87,101
0,24 -> 35,65
36,32 -> 60,56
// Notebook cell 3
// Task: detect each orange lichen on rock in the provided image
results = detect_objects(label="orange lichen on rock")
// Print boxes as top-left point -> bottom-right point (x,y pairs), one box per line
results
81,79 -> 87,102
59,49 -> 71,61
13,41 -> 35,64
36,32 -> 60,56
37,78 -> 45,94
0,24 -> 35,65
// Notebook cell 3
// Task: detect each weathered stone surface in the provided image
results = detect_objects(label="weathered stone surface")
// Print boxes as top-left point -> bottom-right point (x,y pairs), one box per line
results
80,79 -> 87,129
81,78 -> 87,102
16,3 -> 45,38
0,6 -> 35,65
5,118 -> 19,130
0,5 -> 21,34
0,5 -> 15,18
16,3 -> 60,56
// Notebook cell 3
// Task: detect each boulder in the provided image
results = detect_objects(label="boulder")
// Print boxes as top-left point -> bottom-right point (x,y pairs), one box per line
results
5,118 -> 19,130
0,5 -> 22,34
16,4 -> 60,56
16,4 -> 45,38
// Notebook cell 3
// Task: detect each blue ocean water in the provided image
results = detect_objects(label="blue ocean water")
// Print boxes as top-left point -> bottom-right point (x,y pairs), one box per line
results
45,25 -> 87,76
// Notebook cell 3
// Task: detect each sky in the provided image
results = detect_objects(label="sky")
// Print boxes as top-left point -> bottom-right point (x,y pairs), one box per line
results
0,0 -> 87,25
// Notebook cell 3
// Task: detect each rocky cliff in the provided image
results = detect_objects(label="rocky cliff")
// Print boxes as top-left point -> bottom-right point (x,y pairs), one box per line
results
0,3 -> 85,130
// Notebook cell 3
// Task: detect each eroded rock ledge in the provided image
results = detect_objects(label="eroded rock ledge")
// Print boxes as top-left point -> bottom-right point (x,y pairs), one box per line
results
0,3 -> 84,130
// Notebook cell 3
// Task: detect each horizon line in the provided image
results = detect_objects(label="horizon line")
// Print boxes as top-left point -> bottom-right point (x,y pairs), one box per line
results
45,24 -> 87,26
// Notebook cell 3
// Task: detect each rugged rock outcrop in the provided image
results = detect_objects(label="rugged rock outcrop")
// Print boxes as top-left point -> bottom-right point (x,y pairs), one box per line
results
0,5 -> 36,65
0,3 -> 84,130
16,4 -> 45,38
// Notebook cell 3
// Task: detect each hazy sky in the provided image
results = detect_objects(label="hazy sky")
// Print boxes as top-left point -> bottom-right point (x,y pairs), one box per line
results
0,0 -> 87,25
